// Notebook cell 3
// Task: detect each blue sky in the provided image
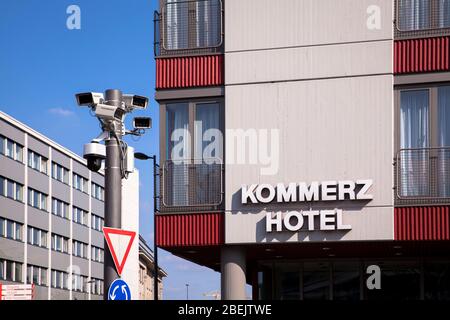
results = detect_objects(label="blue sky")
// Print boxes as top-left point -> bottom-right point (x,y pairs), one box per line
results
0,0 -> 221,300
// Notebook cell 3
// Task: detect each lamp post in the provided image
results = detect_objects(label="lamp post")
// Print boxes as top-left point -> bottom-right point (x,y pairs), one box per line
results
186,283 -> 189,300
134,152 -> 159,301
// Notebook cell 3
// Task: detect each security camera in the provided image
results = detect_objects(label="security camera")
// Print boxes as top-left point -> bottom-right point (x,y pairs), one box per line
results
94,104 -> 125,122
83,142 -> 106,172
123,95 -> 149,110
133,117 -> 152,130
75,92 -> 104,107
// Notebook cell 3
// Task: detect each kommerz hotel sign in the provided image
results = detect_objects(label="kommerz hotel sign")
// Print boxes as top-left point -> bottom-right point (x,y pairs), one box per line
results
241,180 -> 373,233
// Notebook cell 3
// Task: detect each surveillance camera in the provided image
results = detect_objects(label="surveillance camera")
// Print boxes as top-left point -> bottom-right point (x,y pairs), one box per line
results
75,92 -> 104,107
133,117 -> 152,130
123,94 -> 149,110
83,142 -> 106,172
94,104 -> 125,122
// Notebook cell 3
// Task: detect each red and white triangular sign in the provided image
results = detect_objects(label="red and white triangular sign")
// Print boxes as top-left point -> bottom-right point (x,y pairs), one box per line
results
103,227 -> 136,276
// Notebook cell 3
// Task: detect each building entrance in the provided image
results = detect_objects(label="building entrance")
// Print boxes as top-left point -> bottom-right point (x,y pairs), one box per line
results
256,259 -> 450,300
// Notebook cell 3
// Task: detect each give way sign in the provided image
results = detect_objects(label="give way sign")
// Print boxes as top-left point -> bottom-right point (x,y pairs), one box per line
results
103,227 -> 136,276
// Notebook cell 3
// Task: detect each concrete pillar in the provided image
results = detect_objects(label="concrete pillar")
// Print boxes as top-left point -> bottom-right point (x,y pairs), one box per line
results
221,246 -> 246,300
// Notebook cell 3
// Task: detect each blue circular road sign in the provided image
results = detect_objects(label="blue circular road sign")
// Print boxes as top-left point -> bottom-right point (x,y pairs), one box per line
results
108,279 -> 131,300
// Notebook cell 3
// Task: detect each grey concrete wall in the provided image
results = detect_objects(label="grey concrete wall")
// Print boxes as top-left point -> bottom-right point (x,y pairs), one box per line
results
51,215 -> 70,235
28,169 -> 49,194
91,199 -> 104,218
72,291 -> 89,300
50,251 -> 70,271
51,180 -> 70,203
73,189 -> 89,210
0,237 -> 24,262
73,222 -> 89,241
91,261 -> 103,279
34,285 -> 49,300
72,161 -> 89,179
27,244 -> 49,267
72,256 -> 89,275
91,172 -> 104,186
0,119 -> 25,145
28,206 -> 48,230
28,136 -> 49,158
50,288 -> 70,300
91,230 -> 103,248
51,149 -> 70,168
0,197 -> 25,224
0,156 -> 25,185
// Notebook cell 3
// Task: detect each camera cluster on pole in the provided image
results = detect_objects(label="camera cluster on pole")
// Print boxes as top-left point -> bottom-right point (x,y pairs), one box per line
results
75,89 -> 151,300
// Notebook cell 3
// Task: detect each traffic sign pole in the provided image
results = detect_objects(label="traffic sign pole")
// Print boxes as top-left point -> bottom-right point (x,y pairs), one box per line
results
103,89 -> 123,300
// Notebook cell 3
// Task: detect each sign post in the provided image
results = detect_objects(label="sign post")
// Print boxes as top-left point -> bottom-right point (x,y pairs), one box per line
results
103,227 -> 136,300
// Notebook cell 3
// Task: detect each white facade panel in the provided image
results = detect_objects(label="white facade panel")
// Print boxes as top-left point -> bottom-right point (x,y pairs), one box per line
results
224,75 -> 394,243
225,40 -> 392,85
225,0 -> 393,52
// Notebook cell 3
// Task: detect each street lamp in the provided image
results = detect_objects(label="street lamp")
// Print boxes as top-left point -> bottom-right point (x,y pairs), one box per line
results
134,152 -> 159,301
186,283 -> 190,300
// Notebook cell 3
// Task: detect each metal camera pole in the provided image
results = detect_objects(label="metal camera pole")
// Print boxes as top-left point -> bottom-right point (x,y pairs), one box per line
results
103,89 -> 123,299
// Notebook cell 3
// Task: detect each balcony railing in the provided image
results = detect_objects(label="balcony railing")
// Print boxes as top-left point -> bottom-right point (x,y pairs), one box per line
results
159,158 -> 224,213
395,0 -> 450,39
154,0 -> 223,57
394,147 -> 450,205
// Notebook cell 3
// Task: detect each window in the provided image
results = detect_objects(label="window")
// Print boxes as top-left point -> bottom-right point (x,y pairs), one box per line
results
91,278 -> 104,295
91,214 -> 104,232
51,234 -> 69,254
28,188 -> 48,210
51,270 -> 69,290
73,207 -> 88,226
397,85 -> 450,198
91,246 -> 104,263
164,0 -> 222,50
73,173 -> 88,193
0,218 -> 4,237
397,0 -> 450,31
6,220 -> 14,239
27,226 -> 48,248
51,162 -> 69,184
51,198 -> 69,219
0,176 -> 21,202
91,183 -> 104,201
72,274 -> 88,292
0,135 -> 24,162
73,240 -> 88,259
1,219 -> 22,241
164,101 -> 223,207
27,265 -> 48,286
0,259 -> 22,282
28,150 -> 48,174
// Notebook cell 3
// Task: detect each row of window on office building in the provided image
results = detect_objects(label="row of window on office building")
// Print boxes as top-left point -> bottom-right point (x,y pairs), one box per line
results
0,135 -> 104,200
0,217 -> 104,262
0,176 -> 104,231
0,258 -> 104,295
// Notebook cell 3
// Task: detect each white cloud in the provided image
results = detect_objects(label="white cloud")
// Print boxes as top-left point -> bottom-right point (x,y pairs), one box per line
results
48,108 -> 75,117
